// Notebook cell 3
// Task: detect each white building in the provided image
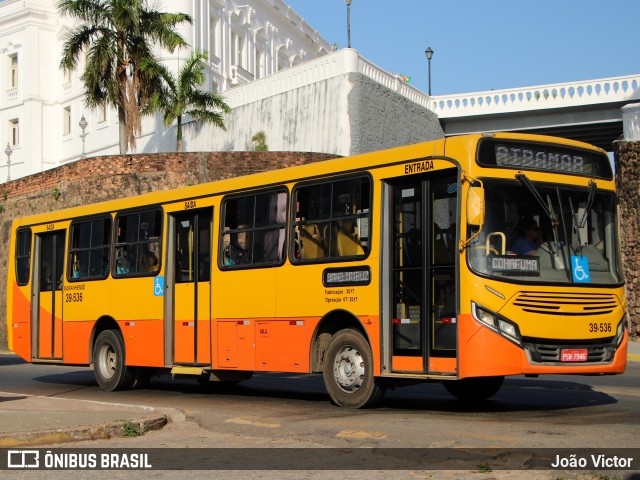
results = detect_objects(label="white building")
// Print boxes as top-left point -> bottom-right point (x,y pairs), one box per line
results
0,0 -> 334,182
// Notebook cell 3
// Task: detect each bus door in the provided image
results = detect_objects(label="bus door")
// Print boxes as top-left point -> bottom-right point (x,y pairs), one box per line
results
168,208 -> 213,365
384,171 -> 458,374
32,230 -> 66,360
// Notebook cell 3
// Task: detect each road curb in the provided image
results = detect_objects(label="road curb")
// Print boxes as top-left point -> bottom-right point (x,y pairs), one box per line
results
0,415 -> 169,448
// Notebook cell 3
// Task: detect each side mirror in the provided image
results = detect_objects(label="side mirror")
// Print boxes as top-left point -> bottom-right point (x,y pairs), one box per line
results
467,186 -> 485,227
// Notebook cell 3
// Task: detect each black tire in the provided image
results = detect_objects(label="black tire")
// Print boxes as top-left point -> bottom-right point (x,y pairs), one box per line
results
443,376 -> 504,402
322,329 -> 385,408
92,329 -> 135,391
132,367 -> 153,388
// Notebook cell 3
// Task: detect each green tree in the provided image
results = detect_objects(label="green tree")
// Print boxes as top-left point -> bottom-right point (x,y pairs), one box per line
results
251,131 -> 269,151
144,50 -> 231,152
59,0 -> 192,154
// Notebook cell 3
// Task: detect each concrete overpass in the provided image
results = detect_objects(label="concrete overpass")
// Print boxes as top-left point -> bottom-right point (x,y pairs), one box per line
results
431,75 -> 640,150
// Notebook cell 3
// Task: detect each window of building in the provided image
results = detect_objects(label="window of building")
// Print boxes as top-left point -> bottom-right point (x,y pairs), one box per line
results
231,31 -> 245,68
277,51 -> 289,72
9,119 -> 19,147
15,228 -> 32,286
220,189 -> 287,268
97,103 -> 107,123
114,210 -> 162,276
9,54 -> 18,89
68,217 -> 111,281
292,176 -> 371,262
209,14 -> 218,58
63,106 -> 71,135
255,46 -> 264,79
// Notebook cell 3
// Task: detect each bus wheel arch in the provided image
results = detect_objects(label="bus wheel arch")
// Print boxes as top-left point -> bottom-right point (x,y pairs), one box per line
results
311,309 -> 368,373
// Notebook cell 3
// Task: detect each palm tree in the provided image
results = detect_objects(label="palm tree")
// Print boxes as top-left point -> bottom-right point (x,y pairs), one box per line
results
59,0 -> 192,154
144,50 -> 231,152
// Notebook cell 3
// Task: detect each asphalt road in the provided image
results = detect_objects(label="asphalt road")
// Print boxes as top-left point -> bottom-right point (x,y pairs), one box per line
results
1,355 -> 639,450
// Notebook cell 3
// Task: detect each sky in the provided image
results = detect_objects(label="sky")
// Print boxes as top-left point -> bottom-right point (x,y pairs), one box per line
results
285,0 -> 640,96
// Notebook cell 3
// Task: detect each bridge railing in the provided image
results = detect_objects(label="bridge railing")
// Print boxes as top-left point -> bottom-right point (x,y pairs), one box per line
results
431,75 -> 640,118
222,48 -> 639,122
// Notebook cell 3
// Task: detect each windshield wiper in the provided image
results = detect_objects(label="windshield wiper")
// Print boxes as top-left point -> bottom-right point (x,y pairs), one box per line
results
515,173 -> 560,226
569,179 -> 597,253
515,173 -> 569,269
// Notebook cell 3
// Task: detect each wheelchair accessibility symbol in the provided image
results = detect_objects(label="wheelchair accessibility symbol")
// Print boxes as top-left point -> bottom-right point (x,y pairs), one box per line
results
571,256 -> 591,283
154,276 -> 165,296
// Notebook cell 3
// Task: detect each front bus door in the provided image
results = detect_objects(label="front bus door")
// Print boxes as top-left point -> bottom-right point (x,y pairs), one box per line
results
170,208 -> 213,365
385,171 -> 458,374
33,230 -> 66,360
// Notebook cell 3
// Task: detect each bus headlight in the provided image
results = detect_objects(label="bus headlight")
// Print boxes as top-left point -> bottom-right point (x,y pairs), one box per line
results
472,302 -> 522,346
616,315 -> 626,346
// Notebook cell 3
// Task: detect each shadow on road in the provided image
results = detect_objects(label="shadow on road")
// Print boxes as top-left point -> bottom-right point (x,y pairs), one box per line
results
18,360 -> 625,417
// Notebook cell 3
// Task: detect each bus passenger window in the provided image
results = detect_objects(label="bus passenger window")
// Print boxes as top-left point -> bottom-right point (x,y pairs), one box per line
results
220,189 -> 287,269
68,217 -> 111,281
292,176 -> 371,262
114,210 -> 162,276
15,229 -> 32,286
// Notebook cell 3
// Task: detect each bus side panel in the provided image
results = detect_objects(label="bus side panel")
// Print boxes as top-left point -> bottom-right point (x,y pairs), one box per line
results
110,278 -> 165,367
255,319 -> 311,372
63,321 -> 93,364
9,283 -> 32,361
120,319 -> 165,367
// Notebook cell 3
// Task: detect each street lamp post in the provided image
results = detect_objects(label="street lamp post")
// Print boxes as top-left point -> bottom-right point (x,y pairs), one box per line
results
4,143 -> 12,182
79,114 -> 88,159
425,47 -> 434,95
345,0 -> 352,48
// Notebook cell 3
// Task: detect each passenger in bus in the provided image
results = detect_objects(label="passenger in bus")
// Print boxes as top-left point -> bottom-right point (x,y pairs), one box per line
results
511,218 -> 542,256
140,250 -> 159,273
116,248 -> 130,274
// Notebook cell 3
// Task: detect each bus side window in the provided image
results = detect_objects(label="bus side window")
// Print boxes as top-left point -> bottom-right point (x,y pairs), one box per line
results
292,176 -> 371,262
220,189 -> 287,269
114,210 -> 162,277
68,217 -> 111,281
15,229 -> 32,286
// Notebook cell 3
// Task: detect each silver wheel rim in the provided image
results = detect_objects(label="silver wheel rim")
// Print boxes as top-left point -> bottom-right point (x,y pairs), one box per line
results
98,344 -> 117,379
333,345 -> 365,393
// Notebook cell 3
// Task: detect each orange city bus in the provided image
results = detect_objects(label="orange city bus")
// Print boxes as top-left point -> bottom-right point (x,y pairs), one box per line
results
6,133 -> 628,408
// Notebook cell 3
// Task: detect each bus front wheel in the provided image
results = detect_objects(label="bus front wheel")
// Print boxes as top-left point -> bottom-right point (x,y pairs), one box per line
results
323,329 -> 385,408
93,329 -> 135,391
443,376 -> 504,402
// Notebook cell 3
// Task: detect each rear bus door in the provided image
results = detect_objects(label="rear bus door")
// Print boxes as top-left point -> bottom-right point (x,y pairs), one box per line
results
165,205 -> 214,366
32,228 -> 66,361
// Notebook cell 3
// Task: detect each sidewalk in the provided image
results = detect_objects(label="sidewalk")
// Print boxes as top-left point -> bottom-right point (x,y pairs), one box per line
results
0,392 -> 168,447
0,341 -> 638,448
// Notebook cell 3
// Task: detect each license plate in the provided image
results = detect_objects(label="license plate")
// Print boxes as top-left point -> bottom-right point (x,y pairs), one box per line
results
561,349 -> 588,362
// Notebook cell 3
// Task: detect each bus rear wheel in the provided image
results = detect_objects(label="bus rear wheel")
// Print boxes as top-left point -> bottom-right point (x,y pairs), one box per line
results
323,329 -> 385,408
443,376 -> 504,402
93,329 -> 135,391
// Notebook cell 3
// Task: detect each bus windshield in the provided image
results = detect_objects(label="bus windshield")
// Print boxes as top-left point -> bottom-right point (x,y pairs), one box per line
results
468,178 -> 623,285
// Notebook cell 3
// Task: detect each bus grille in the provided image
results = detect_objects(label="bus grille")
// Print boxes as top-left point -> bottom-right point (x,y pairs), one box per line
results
523,338 -> 616,364
512,292 -> 618,316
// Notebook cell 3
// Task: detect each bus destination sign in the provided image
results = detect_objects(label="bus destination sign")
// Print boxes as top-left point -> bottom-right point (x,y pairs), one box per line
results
489,255 -> 540,276
478,139 -> 612,179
